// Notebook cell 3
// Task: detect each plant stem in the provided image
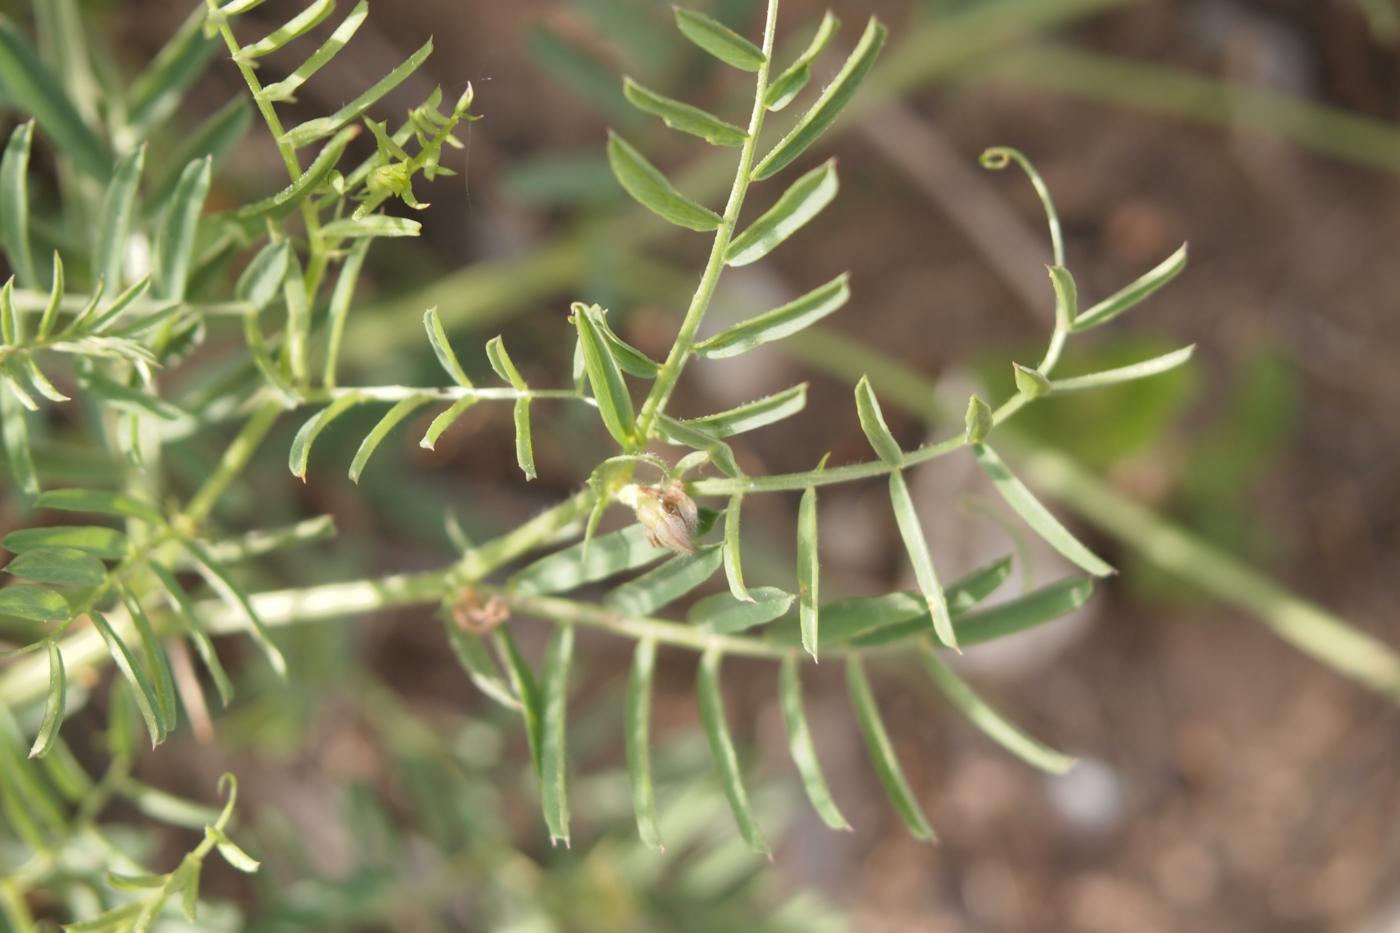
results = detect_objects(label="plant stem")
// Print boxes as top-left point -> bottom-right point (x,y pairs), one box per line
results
634,0 -> 781,441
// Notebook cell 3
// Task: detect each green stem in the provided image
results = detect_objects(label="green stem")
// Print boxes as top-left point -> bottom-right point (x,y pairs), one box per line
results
634,0 -> 781,441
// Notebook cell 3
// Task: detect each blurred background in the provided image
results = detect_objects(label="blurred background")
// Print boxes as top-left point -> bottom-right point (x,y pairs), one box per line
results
5,0 -> 1400,930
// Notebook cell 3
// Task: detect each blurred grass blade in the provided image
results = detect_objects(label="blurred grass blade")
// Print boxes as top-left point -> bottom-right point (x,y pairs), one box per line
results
854,375 -> 903,466
28,641 -> 65,758
154,156 -> 212,301
181,538 -> 287,677
35,488 -> 162,524
425,307 -> 472,386
238,0 -> 333,59
765,11 -> 839,111
540,624 -> 574,847
126,8 -> 217,135
4,525 -> 126,558
689,586 -> 793,634
846,656 -> 934,840
510,525 -> 670,596
918,645 -> 1075,774
625,637 -> 663,849
0,20 -> 109,180
484,630 -> 538,772
89,611 -> 163,747
120,587 -> 177,738
607,132 -> 721,232
623,77 -> 746,146
694,273 -> 849,359
0,122 -> 36,287
149,563 -> 233,707
288,394 -> 363,480
281,38 -> 433,148
889,470 -> 956,650
419,396 -> 478,450
726,159 -> 838,266
235,240 -> 290,313
697,648 -> 769,855
722,493 -> 752,602
674,7 -> 765,72
1052,345 -> 1195,392
1073,243 -> 1188,331
4,547 -> 105,587
349,395 -> 432,483
572,304 -> 637,447
93,145 -> 145,292
779,656 -> 849,829
752,17 -> 886,181
972,444 -> 1114,577
684,383 -> 806,438
78,369 -> 184,421
607,543 -> 723,617
260,0 -> 369,103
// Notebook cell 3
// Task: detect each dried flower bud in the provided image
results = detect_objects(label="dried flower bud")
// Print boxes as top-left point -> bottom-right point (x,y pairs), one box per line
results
451,586 -> 510,635
619,481 -> 699,554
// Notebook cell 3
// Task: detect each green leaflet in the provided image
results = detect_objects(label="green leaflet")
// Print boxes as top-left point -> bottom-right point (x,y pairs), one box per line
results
238,0 -> 334,59
572,303 -> 637,447
319,215 -> 421,239
4,525 -> 126,559
513,397 -> 537,481
888,470 -> 957,650
797,470 -> 820,659
607,132 -> 721,232
153,156 -> 212,302
1,388 -> 38,498
419,396 -> 478,451
918,646 -> 1076,775
852,576 -> 1093,650
588,306 -> 659,378
722,493 -> 752,602
149,562 -> 233,708
846,656 -> 935,840
764,12 -> 840,111
972,444 -> 1114,577
323,238 -> 369,387
4,547 -> 105,587
1073,243 -> 1188,331
260,1 -> 369,102
494,628 -> 543,770
235,240 -> 291,313
29,642 -> 65,758
180,538 -> 287,677
656,416 -> 741,478
120,586 -> 177,737
1050,345 -> 1196,393
1049,264 -> 1078,327
0,122 -> 36,287
35,252 -> 62,340
89,611 -> 164,747
349,395 -> 433,483
625,637 -> 663,849
726,159 -> 838,267
510,525 -> 665,596
684,383 -> 806,438
0,276 -> 15,345
234,125 -> 357,219
424,307 -> 472,386
485,334 -> 525,388
443,617 -> 517,711
854,375 -> 903,466
689,586 -> 794,634
606,543 -> 724,617
673,7 -> 765,72
0,584 -> 68,622
694,273 -> 849,360
696,648 -> 769,855
0,21 -> 110,180
288,394 -> 363,479
779,656 -> 849,829
22,358 -> 67,404
77,368 -> 185,422
540,624 -> 574,847
622,77 -> 747,146
208,826 -> 260,872
751,17 -> 886,181
964,394 -> 993,444
93,145 -> 145,291
282,38 -> 434,148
